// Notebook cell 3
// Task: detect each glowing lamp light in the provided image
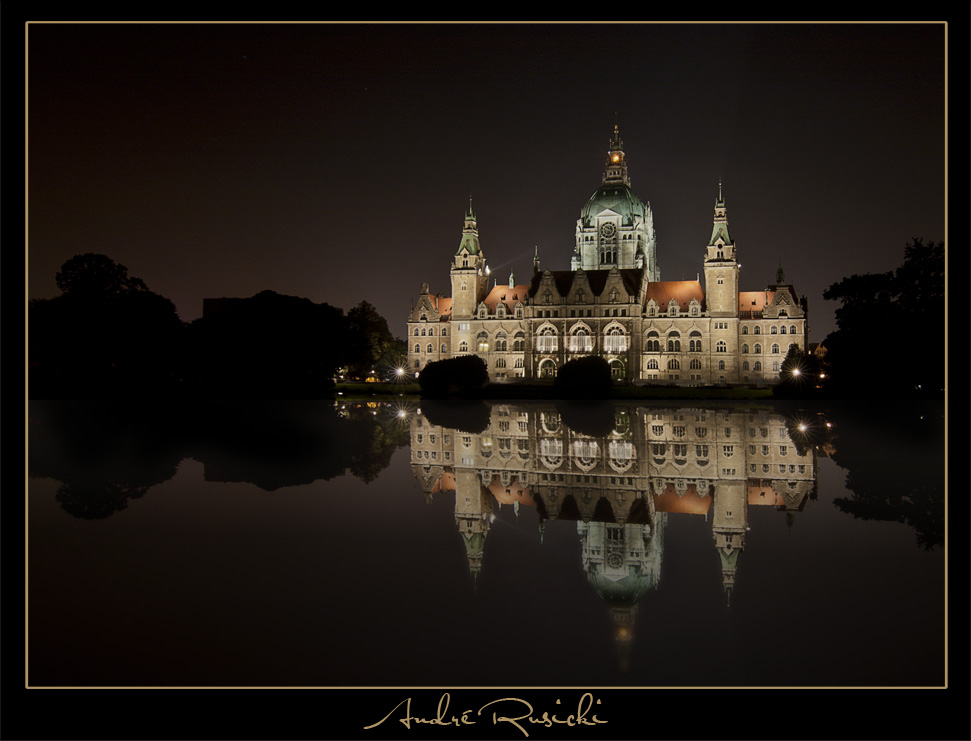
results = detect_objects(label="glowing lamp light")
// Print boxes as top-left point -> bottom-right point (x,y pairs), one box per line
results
798,423 -> 807,432
397,410 -> 407,419
792,368 -> 801,376
395,367 -> 404,377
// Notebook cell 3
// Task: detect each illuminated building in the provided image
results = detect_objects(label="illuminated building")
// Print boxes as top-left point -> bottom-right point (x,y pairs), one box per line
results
407,126 -> 808,385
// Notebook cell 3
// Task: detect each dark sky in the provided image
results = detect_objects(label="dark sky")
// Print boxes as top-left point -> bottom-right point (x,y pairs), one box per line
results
27,22 -> 946,340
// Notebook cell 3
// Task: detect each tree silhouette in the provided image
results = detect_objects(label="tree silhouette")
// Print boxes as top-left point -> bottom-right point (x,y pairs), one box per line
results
30,255 -> 185,397
822,239 -> 943,397
55,253 -> 149,297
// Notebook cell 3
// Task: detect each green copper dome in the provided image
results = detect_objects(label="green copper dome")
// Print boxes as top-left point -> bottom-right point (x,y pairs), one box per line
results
588,567 -> 655,605
580,184 -> 647,227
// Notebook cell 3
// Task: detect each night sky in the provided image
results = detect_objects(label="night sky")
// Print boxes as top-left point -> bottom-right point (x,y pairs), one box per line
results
27,22 -> 946,341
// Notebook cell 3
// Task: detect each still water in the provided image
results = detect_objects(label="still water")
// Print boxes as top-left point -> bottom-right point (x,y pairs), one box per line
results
27,399 -> 945,688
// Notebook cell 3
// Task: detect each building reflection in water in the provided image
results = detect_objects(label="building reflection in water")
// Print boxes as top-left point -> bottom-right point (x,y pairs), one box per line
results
410,403 -> 819,662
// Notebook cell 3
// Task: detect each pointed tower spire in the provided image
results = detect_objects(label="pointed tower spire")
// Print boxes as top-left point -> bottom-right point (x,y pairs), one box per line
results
776,260 -> 786,285
456,202 -> 481,256
602,124 -> 630,186
533,245 -> 541,274
708,182 -> 732,247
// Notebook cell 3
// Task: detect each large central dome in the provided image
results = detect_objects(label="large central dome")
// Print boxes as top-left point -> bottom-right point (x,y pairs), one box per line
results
572,126 -> 659,279
580,183 -> 647,227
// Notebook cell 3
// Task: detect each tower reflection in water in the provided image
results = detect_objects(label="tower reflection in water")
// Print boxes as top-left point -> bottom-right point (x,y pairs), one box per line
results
410,402 -> 820,662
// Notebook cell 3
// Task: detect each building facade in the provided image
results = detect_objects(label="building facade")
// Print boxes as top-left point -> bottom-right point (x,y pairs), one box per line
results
407,127 -> 809,385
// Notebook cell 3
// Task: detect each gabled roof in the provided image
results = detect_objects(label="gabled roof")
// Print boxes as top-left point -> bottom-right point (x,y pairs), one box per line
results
738,290 -> 775,313
645,281 -> 705,311
414,294 -> 452,322
528,269 -> 644,300
652,482 -> 712,515
482,284 -> 531,313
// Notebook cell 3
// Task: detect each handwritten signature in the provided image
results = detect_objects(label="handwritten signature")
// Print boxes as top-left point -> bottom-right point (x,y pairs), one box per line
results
363,692 -> 607,737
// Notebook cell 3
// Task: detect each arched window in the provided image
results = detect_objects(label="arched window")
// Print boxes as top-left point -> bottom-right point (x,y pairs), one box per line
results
754,326 -> 761,335
539,359 -> 556,378
569,326 -> 592,353
780,325 -> 787,334
668,339 -> 681,352
754,361 -> 762,371
647,359 -> 659,370
414,343 -> 420,353
741,326 -> 749,335
771,326 -> 778,334
716,340 -> 727,353
742,344 -> 749,353
421,328 -> 426,336
604,327 -> 627,353
742,360 -> 750,371
790,325 -> 797,334
771,344 -> 780,354
495,358 -> 506,368
537,326 -> 558,353
441,344 -> 447,353
690,359 -> 702,370
414,328 -> 420,336
513,332 -> 526,351
718,360 -> 726,370
668,359 -> 680,370
495,332 -> 508,352
477,332 -> 489,352
754,343 -> 762,354
459,341 -> 468,353
427,343 -> 433,353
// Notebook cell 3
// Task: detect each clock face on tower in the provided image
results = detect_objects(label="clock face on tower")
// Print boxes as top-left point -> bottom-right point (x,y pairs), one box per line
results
600,222 -> 616,238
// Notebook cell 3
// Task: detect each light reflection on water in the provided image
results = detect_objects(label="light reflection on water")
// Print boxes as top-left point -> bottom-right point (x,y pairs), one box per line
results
27,399 -> 945,688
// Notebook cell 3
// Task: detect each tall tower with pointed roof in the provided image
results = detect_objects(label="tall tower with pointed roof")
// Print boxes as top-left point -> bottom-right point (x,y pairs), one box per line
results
703,182 -> 739,315
573,126 -> 658,279
450,202 -> 489,353
702,183 -> 741,383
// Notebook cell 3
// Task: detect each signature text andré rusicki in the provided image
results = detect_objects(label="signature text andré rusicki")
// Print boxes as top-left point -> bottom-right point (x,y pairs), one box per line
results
363,692 -> 607,737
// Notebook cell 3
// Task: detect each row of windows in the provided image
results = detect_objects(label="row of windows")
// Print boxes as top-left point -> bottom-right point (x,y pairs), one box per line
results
742,324 -> 799,335
415,343 -> 448,353
419,320 -> 802,336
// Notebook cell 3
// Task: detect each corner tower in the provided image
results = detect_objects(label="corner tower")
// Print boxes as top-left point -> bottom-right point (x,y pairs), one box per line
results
450,202 -> 489,354
573,126 -> 658,280
702,183 -> 739,317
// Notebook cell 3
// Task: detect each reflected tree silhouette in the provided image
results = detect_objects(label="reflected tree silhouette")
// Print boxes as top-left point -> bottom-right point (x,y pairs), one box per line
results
826,402 -> 944,550
30,399 -> 411,518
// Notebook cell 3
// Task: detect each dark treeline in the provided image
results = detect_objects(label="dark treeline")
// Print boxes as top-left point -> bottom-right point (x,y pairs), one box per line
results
28,254 -> 405,399
774,239 -> 945,399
